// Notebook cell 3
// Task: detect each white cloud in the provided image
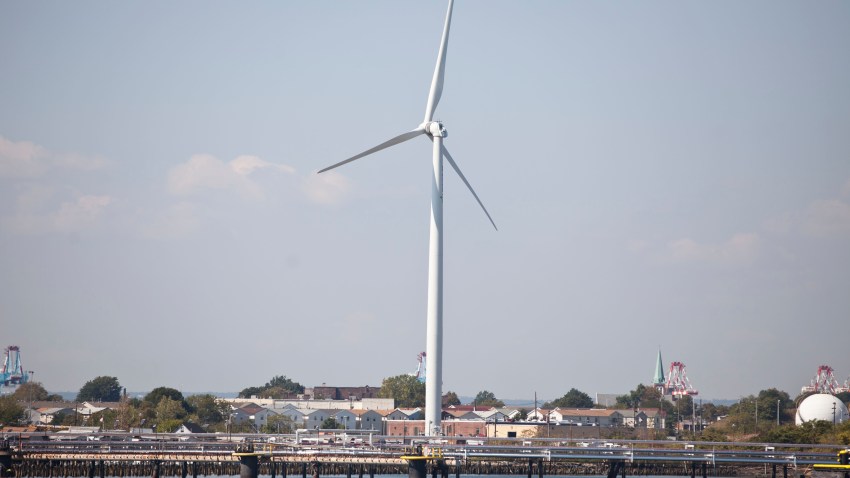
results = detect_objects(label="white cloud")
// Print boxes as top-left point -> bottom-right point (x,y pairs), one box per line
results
302,170 -> 351,205
52,195 -> 112,232
0,135 -> 108,178
667,232 -> 760,266
801,199 -> 850,238
4,193 -> 112,234
0,136 -> 47,177
167,154 -> 294,199
231,155 -> 295,176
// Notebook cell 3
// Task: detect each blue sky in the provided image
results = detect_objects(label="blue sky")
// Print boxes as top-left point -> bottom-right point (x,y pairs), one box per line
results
2,1 -> 849,401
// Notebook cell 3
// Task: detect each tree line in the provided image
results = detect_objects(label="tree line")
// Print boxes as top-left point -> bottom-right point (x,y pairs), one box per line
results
3,373 -> 849,445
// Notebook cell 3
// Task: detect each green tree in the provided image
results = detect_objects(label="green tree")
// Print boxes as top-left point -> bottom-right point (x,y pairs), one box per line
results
472,390 -> 504,407
92,408 -> 120,430
155,397 -> 188,422
263,414 -> 296,434
258,387 -> 291,399
700,403 -> 728,422
615,384 -> 663,409
698,427 -> 728,442
0,395 -> 25,424
755,388 -> 792,423
186,394 -> 226,425
545,388 -> 593,408
11,382 -> 52,402
378,374 -> 425,408
443,391 -> 461,406
155,418 -> 183,433
238,375 -> 305,399
238,386 -> 263,399
77,376 -> 122,402
264,375 -> 305,394
145,387 -> 184,406
320,417 -> 342,429
761,421 -> 833,444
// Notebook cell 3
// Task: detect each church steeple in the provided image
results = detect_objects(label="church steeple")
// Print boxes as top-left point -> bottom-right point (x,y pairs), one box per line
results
653,348 -> 665,386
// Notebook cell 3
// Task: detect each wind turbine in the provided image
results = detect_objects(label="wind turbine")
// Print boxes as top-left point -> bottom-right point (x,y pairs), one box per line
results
318,0 -> 496,437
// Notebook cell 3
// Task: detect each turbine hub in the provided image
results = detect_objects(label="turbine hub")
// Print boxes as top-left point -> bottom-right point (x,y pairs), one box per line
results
425,121 -> 447,138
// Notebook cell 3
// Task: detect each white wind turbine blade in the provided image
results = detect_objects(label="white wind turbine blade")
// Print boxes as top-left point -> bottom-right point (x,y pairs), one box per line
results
423,0 -> 454,122
441,144 -> 498,230
318,127 -> 427,173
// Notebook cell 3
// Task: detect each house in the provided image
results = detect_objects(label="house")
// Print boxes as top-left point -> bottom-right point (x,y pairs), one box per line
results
273,405 -> 307,428
548,408 -> 622,427
303,409 -> 335,429
386,408 -> 423,421
614,410 -> 648,428
525,408 -> 551,422
31,406 -> 75,425
642,408 -> 666,429
445,405 -> 496,412
175,423 -> 206,434
228,403 -> 277,429
333,409 -> 358,430
476,409 -> 509,422
351,409 -> 384,432
305,385 -> 381,400
229,407 -> 252,425
442,410 -> 480,420
495,408 -> 523,421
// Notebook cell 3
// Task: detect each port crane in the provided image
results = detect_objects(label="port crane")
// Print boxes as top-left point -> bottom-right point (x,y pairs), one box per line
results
800,364 -> 842,394
1,345 -> 30,389
412,351 -> 426,383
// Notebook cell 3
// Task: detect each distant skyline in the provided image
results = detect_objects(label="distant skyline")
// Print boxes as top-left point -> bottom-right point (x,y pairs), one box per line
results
2,1 -> 849,402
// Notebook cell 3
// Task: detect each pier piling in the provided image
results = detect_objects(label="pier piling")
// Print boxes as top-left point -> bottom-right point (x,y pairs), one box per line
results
239,455 -> 259,478
607,460 -> 624,478
407,459 -> 426,478
0,451 -> 11,478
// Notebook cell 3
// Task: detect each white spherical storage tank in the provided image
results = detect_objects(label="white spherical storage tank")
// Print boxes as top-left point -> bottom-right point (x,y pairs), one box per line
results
795,393 -> 849,425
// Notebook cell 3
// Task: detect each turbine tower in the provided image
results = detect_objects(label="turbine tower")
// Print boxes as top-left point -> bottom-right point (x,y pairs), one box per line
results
318,0 -> 496,436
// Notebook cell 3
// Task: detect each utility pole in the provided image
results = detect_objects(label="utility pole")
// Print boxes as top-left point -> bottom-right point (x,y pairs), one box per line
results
755,399 -> 758,430
27,371 -> 35,424
776,400 -> 780,426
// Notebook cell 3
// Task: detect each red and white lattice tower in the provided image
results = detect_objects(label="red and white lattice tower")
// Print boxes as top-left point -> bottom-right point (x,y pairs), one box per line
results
665,361 -> 699,398
840,376 -> 850,394
800,365 -> 841,394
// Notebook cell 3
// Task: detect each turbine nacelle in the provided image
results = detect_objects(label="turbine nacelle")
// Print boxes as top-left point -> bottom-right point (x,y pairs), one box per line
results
422,121 -> 447,138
